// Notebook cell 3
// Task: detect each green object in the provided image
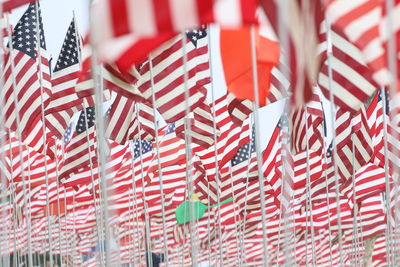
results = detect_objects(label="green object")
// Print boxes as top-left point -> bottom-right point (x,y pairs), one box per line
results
175,197 -> 233,224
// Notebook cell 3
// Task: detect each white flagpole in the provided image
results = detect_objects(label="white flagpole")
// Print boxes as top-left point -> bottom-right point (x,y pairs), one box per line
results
33,2 -> 54,265
129,151 -> 143,267
249,25 -> 270,266
180,31 -> 198,266
324,17 -> 344,266
5,12 -> 34,267
148,57 -> 170,266
207,26 -> 227,267
304,108 -> 317,265
350,132 -> 360,265
0,7 -> 10,267
87,0 -> 114,264
384,0 -> 399,264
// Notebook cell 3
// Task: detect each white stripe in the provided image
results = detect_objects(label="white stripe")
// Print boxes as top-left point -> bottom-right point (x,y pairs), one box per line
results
214,0 -> 242,27
169,0 -> 200,31
129,0 -> 157,36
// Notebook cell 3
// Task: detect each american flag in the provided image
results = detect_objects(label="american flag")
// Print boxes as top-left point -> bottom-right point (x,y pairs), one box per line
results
325,0 -> 391,87
174,102 -> 219,148
341,163 -> 390,206
58,106 -> 98,182
105,94 -> 155,144
45,19 -> 84,138
367,89 -> 400,174
290,92 -> 325,156
318,26 -> 379,112
1,3 -> 52,136
333,107 -> 373,184
137,28 -> 210,123
145,123 -> 186,183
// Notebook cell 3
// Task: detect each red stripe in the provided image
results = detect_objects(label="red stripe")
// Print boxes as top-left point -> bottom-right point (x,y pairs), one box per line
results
197,0 -> 214,25
240,0 -> 257,25
152,0 -> 173,32
110,0 -> 131,37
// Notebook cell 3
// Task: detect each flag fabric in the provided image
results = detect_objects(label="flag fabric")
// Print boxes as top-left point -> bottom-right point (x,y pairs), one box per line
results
1,3 -> 52,136
2,0 -> 36,13
341,163 -> 390,206
318,26 -> 379,112
367,90 -> 400,174
325,0 -> 391,87
261,0 -> 325,106
136,28 -> 210,124
174,102 -> 220,148
290,92 -> 325,155
219,26 -> 280,107
58,107 -> 98,182
75,39 -> 140,107
332,107 -> 374,189
91,0 -> 258,68
105,94 -> 155,144
145,123 -> 186,182
45,19 -> 84,138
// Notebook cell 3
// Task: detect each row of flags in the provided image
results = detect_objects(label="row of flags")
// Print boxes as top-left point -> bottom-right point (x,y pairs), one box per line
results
0,0 -> 400,266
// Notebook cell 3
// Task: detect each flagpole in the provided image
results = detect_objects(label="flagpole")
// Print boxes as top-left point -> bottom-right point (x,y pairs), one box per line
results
81,105 -> 105,267
148,57 -> 170,267
180,30 -> 199,267
134,109 -> 153,267
72,13 -> 105,265
324,17 -> 345,266
276,2 -> 297,265
207,25 -> 227,267
304,107 -> 317,265
384,0 -> 399,264
33,2 -> 55,265
129,151 -> 143,267
0,8 -> 10,267
7,148 -> 20,267
249,25 -> 270,267
53,141 -> 64,265
380,86 -> 395,266
5,12 -> 34,267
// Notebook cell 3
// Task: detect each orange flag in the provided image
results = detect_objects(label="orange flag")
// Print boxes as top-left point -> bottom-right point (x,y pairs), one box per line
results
220,26 -> 280,106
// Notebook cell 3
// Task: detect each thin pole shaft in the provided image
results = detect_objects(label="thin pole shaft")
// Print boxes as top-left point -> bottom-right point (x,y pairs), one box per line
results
304,108 -> 316,266
249,25 -> 270,267
207,26 -> 225,267
148,57 -> 170,266
380,87 -> 394,266
34,2 -> 53,265
87,0 -> 113,264
325,17 -> 344,266
180,31 -> 198,267
384,0 -> 398,265
5,13 -> 34,267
